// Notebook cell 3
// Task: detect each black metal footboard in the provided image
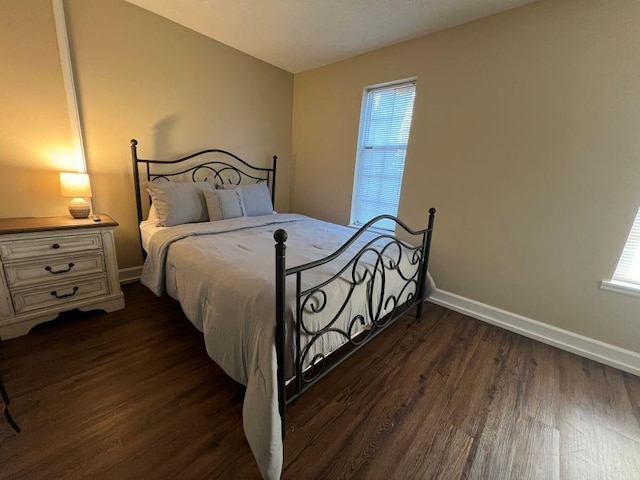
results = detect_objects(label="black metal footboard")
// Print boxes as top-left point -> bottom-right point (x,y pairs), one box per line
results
274,208 -> 436,438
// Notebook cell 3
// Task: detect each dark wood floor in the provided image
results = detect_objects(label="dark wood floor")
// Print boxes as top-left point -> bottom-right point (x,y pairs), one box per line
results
1,283 -> 639,479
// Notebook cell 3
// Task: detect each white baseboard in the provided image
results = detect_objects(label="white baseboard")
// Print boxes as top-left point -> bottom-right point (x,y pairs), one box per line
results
429,289 -> 640,377
119,266 -> 143,285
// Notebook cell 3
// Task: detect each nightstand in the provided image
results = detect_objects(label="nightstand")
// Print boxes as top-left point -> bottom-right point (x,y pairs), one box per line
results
0,214 -> 125,340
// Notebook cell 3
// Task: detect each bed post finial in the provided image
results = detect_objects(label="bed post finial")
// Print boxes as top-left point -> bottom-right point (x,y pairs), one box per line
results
274,228 -> 288,438
274,229 -> 287,244
131,138 -> 138,147
427,208 -> 436,234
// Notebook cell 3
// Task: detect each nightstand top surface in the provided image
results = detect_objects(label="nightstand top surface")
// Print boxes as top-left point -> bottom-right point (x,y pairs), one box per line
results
0,214 -> 118,234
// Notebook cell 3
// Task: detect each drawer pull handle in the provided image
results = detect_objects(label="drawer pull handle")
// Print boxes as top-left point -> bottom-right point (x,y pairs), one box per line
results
52,243 -> 60,249
50,287 -> 79,299
45,263 -> 75,274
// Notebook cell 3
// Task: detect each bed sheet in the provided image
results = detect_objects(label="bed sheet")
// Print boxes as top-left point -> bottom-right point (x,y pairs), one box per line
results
139,219 -> 165,252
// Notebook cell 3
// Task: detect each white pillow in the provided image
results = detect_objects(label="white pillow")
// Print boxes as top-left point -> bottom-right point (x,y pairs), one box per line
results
145,181 -> 213,227
221,182 -> 273,216
204,188 -> 245,221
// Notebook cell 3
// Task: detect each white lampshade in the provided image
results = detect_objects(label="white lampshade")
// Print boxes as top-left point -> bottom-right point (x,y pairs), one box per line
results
60,172 -> 92,198
60,172 -> 92,218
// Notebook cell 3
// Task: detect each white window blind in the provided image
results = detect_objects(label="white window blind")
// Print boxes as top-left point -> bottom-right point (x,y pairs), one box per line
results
350,81 -> 416,231
611,205 -> 640,287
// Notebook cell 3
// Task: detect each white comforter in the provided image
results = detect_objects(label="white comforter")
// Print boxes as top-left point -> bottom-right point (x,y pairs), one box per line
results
141,213 -> 434,479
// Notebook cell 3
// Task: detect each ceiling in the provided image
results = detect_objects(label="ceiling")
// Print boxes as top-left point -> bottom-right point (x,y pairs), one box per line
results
124,0 -> 535,73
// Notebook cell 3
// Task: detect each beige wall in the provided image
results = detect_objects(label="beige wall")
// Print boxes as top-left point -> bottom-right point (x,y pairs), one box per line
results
66,0 -> 293,269
0,0 -> 77,218
0,0 -> 293,269
292,0 -> 640,353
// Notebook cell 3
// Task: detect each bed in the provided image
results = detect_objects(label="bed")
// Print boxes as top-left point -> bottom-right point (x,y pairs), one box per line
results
131,139 -> 436,479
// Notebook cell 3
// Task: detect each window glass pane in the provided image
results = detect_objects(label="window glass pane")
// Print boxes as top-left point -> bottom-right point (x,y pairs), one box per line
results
351,81 -> 416,231
612,205 -> 640,286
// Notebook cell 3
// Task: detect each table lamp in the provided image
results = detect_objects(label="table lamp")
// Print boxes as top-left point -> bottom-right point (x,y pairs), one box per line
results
60,172 -> 92,219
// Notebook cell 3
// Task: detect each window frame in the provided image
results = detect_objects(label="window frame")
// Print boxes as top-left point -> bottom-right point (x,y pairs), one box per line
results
349,77 -> 417,232
601,204 -> 640,298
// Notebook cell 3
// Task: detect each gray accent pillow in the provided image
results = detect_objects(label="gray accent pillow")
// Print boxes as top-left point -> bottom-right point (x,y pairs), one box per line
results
204,188 -> 245,221
221,182 -> 273,216
145,181 -> 212,227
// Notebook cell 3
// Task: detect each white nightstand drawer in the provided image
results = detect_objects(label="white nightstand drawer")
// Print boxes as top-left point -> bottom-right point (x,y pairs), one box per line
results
4,253 -> 106,289
11,275 -> 110,314
0,233 -> 102,261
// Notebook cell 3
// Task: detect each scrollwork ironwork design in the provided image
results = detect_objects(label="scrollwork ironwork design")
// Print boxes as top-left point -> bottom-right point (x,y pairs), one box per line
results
296,235 -> 424,384
148,162 -> 268,186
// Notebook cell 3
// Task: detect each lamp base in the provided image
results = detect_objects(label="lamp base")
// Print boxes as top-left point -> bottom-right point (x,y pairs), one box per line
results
68,198 -> 90,219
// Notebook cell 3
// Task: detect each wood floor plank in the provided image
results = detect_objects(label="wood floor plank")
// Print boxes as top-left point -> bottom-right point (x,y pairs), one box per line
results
1,282 -> 639,479
557,353 -> 640,480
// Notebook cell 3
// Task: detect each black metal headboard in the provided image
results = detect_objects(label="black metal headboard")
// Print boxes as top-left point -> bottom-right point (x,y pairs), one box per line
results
130,138 -> 278,227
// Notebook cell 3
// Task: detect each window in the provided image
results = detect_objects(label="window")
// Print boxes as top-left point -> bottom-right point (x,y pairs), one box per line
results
350,80 -> 416,231
603,205 -> 640,296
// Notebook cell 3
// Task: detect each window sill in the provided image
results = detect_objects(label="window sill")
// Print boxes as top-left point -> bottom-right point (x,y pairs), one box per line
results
600,279 -> 640,298
347,224 -> 394,235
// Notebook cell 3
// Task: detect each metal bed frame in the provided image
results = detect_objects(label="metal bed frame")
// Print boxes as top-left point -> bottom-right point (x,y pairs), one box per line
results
131,139 -> 436,438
